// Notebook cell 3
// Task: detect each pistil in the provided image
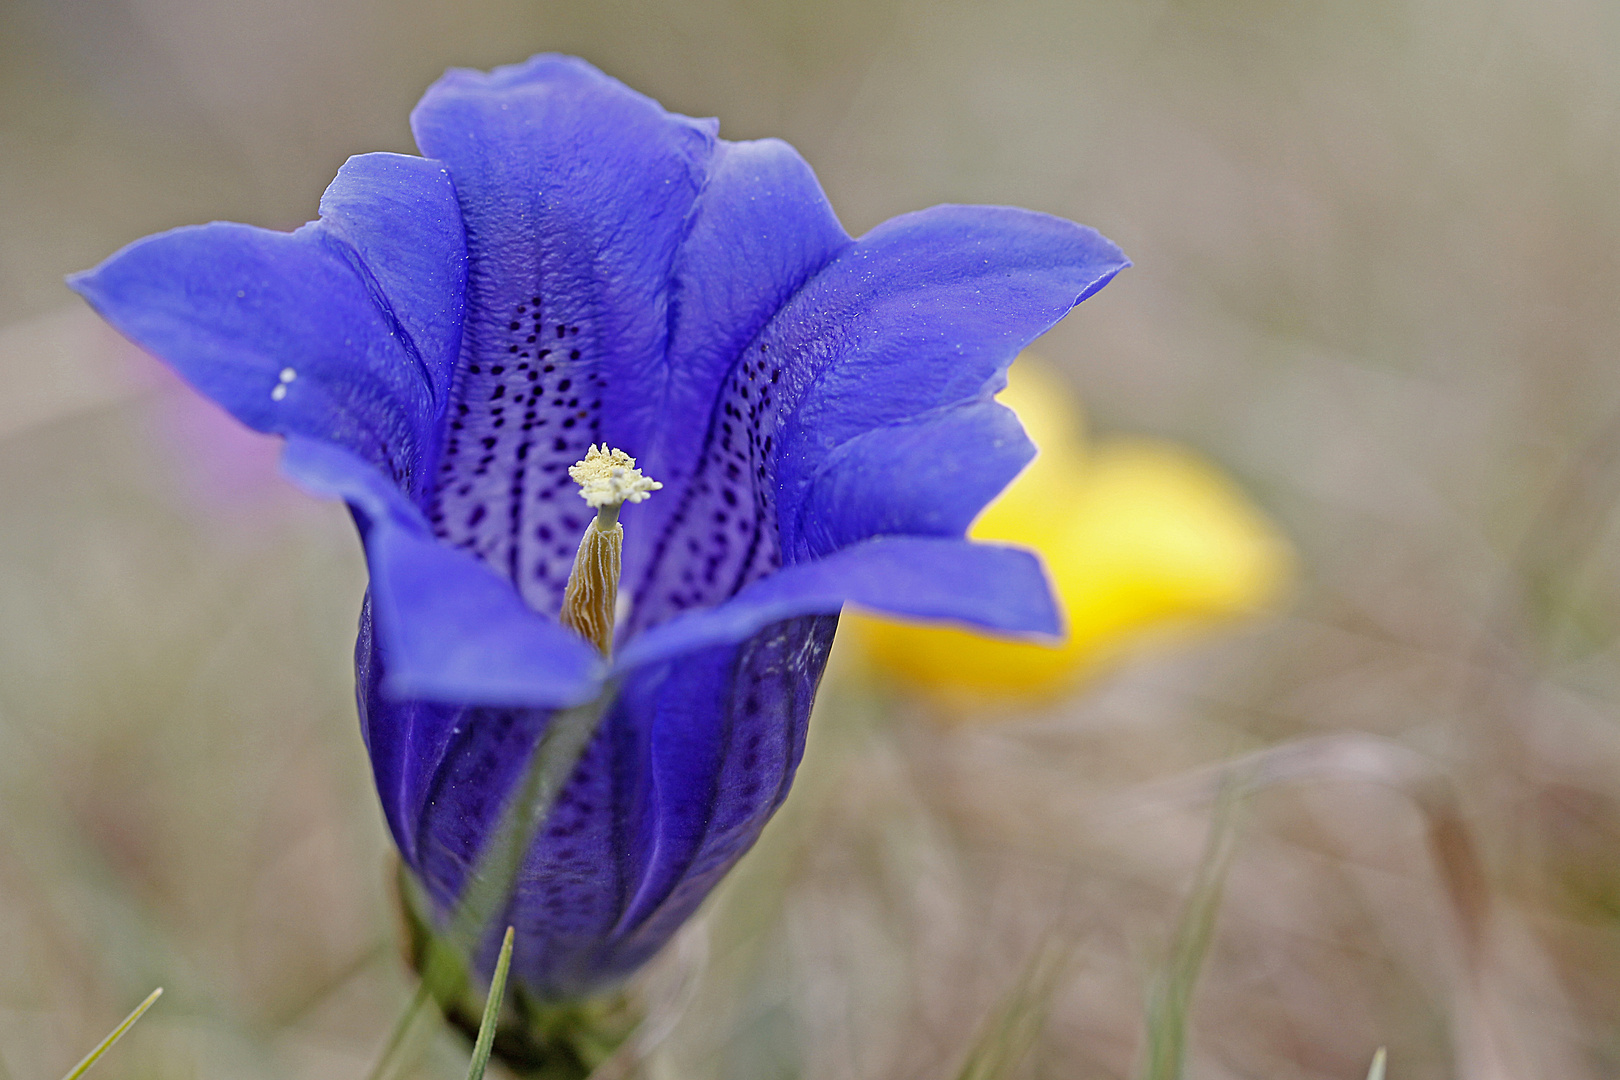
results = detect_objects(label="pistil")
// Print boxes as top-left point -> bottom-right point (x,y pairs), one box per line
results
560,445 -> 661,656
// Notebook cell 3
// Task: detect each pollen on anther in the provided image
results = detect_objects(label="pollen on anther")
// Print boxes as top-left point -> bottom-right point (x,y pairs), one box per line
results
568,445 -> 662,509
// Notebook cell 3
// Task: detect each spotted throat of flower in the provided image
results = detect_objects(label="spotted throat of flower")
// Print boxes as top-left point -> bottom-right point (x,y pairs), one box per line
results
559,445 -> 662,656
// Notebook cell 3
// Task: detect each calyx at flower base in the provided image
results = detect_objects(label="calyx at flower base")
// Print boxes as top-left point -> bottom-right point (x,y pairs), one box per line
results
399,865 -> 642,1080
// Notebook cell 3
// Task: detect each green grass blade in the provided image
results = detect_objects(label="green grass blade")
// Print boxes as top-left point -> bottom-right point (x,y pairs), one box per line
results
1136,775 -> 1246,1080
1366,1047 -> 1387,1080
446,695 -> 610,959
955,937 -> 1070,1080
465,927 -> 516,1080
58,987 -> 162,1080
362,980 -> 436,1080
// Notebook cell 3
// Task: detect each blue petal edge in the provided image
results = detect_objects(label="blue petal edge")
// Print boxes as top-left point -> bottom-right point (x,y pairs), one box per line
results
615,535 -> 1061,673
281,437 -> 605,708
790,396 -> 1035,559
622,135 -> 852,594
67,153 -> 467,495
762,203 -> 1129,562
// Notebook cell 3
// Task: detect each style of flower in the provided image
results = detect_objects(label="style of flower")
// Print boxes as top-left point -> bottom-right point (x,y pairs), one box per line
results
854,356 -> 1291,704
70,55 -> 1128,998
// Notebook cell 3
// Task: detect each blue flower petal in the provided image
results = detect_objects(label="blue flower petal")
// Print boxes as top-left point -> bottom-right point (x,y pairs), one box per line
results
769,204 -> 1128,561
626,204 -> 1125,631
601,615 -> 834,980
316,152 -> 469,422
354,606 -> 468,868
282,437 -> 604,708
790,396 -> 1034,557
624,137 -> 851,596
415,694 -> 636,996
408,615 -> 836,996
410,56 -> 725,612
617,535 -> 1060,672
68,153 -> 466,495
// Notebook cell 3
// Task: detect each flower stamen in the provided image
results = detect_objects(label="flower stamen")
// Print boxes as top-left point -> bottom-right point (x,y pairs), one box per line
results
559,445 -> 661,655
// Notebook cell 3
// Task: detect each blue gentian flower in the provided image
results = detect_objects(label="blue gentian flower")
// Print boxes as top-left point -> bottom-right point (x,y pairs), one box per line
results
70,55 -> 1127,998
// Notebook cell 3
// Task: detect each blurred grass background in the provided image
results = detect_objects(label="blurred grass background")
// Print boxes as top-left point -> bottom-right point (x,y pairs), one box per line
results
4,0 -> 1620,1077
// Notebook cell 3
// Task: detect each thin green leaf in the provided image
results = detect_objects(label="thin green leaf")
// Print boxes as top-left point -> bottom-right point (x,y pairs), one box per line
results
1136,774 -> 1247,1080
955,938 -> 1070,1080
447,695 -> 610,959
58,987 -> 162,1080
1366,1047 -> 1387,1080
362,980 -> 436,1080
466,927 -> 516,1080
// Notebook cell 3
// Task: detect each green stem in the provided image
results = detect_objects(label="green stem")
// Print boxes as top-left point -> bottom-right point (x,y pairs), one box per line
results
447,693 -> 613,958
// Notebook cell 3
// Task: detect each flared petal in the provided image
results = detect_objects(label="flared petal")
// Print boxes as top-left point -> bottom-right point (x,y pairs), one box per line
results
790,396 -> 1034,557
623,137 -> 851,595
283,437 -> 604,708
626,204 -> 1126,633
770,205 -> 1128,560
69,153 -> 466,496
409,55 -> 721,610
618,535 -> 1059,672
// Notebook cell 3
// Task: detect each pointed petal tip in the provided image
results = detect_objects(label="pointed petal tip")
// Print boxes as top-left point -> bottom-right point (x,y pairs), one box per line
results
1075,260 -> 1128,305
1060,222 -> 1128,305
65,253 -> 123,307
62,240 -> 163,341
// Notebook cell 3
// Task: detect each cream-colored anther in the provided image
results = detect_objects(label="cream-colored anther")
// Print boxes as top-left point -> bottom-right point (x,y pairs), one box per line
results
569,444 -> 661,511
559,446 -> 662,656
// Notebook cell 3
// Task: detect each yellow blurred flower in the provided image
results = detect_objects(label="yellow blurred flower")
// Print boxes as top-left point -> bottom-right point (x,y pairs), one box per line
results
850,356 -> 1291,703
